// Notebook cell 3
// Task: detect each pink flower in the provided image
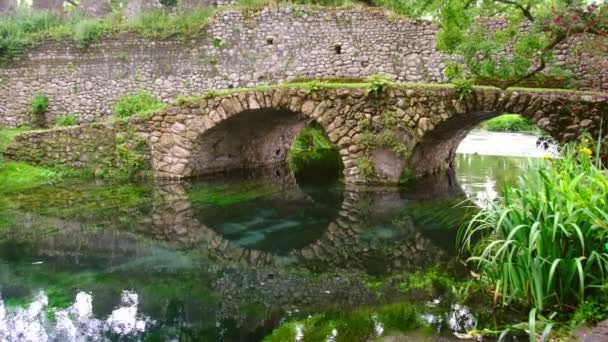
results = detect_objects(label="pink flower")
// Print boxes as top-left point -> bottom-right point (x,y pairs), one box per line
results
572,15 -> 577,21
554,16 -> 561,24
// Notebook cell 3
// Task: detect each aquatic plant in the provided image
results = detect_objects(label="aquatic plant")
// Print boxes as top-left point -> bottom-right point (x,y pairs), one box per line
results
263,303 -> 422,342
459,136 -> 608,314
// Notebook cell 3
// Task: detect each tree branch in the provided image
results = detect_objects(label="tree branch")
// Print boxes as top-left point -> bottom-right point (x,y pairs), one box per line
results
493,0 -> 535,22
64,0 -> 79,7
501,33 -> 567,89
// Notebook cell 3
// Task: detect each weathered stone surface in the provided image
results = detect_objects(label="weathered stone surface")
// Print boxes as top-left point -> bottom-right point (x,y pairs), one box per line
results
0,0 -> 16,13
1,7 -> 603,128
5,86 -> 608,185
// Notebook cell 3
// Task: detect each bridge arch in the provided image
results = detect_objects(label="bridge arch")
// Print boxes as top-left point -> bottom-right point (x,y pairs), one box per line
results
151,88 -> 373,183
407,89 -> 608,176
145,86 -> 607,183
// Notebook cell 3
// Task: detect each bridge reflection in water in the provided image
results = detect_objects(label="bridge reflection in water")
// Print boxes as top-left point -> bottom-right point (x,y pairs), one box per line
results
0,166 -> 476,339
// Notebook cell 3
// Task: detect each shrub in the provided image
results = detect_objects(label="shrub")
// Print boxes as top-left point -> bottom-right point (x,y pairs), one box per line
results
31,94 -> 49,115
452,78 -> 473,100
53,115 -> 78,127
72,18 -> 110,49
459,137 -> 608,313
112,91 -> 165,119
481,114 -> 537,133
366,73 -> 393,96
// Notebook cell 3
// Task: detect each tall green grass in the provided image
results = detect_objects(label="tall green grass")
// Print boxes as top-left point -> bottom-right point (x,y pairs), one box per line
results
459,137 -> 608,313
0,7 -> 216,61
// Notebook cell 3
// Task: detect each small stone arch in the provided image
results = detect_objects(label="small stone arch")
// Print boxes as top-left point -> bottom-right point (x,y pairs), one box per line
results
150,88 -> 371,183
407,89 -> 608,176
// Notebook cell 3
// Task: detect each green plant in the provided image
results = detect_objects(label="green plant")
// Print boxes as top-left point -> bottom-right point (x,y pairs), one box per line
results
443,62 -> 464,81
359,130 -> 375,151
303,80 -> 324,94
112,91 -> 165,119
31,94 -> 49,115
452,78 -> 473,100
53,115 -> 78,127
382,111 -> 397,127
211,37 -> 223,48
202,56 -> 218,65
366,73 -> 393,97
72,18 -> 110,50
459,137 -> 608,313
357,157 -> 375,179
482,114 -> 538,133
287,125 -> 343,181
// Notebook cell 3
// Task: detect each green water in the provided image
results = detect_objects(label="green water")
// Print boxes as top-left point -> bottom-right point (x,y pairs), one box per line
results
0,154 -> 532,341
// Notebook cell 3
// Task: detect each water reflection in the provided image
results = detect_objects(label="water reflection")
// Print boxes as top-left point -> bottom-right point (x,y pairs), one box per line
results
0,155 -> 532,340
0,291 -> 152,341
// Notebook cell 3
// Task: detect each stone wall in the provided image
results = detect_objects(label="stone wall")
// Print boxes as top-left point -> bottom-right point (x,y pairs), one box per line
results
4,119 -> 154,175
5,85 -> 607,184
0,7 -> 444,127
0,7 -> 605,128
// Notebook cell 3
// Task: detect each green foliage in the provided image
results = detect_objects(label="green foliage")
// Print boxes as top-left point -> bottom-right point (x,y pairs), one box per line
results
201,56 -> 217,65
359,130 -> 374,151
481,114 -> 537,133
356,157 -> 375,179
0,7 -> 215,61
263,303 -> 423,341
131,8 -> 215,38
459,137 -> 608,313
0,162 -> 64,195
70,18 -> 111,50
0,127 -> 31,154
435,0 -> 608,86
452,78 -> 473,100
288,125 -> 343,181
53,115 -> 78,127
31,94 -> 49,115
443,62 -> 464,81
211,37 -> 223,48
189,180 -> 280,206
303,80 -> 324,94
366,73 -> 393,97
381,111 -> 397,127
112,91 -> 165,119
399,168 -> 415,184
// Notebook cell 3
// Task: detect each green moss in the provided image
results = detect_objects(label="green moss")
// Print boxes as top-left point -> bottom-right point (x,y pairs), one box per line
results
0,127 -> 31,153
288,124 -> 343,182
188,180 -> 280,206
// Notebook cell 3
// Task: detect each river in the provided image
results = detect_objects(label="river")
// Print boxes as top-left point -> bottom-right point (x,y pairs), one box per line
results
0,131 -> 553,341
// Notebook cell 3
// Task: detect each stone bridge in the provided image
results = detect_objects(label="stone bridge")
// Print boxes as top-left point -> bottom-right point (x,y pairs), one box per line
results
147,84 -> 608,184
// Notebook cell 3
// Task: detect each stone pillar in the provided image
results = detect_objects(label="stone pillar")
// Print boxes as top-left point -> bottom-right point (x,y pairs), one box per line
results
79,0 -> 111,17
32,0 -> 64,12
0,0 -> 17,14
